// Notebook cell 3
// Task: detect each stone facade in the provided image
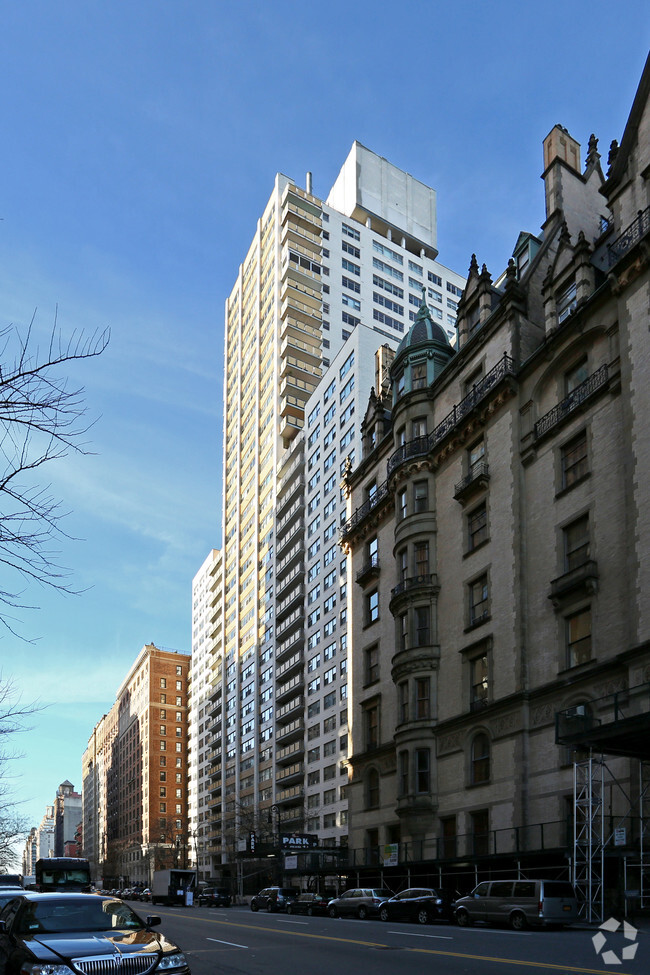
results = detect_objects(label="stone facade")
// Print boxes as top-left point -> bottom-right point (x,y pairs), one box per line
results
341,54 -> 650,893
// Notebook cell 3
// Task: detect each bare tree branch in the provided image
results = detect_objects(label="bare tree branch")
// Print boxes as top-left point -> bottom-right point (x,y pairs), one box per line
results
0,316 -> 109,632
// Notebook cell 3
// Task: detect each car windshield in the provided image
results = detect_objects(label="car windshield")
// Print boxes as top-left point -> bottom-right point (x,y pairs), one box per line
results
19,899 -> 145,934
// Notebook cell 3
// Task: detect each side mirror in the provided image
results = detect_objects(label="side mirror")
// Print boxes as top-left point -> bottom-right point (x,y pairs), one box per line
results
145,916 -> 161,927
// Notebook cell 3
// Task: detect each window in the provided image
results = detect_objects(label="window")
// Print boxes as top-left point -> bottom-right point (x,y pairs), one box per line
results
412,362 -> 427,389
342,257 -> 360,276
398,751 -> 409,795
415,677 -> 430,719
398,488 -> 407,520
469,574 -> 489,625
468,437 -> 485,474
342,240 -> 360,258
373,240 -> 403,264
366,589 -> 379,625
428,271 -> 442,286
567,608 -> 592,667
366,768 -> 380,808
471,653 -> 488,708
415,748 -> 430,793
471,733 -> 490,784
561,430 -> 588,489
342,223 -> 360,241
413,480 -> 428,513
364,704 -> 379,750
342,275 -> 361,293
415,606 -> 430,646
160,678 -> 167,688
414,540 -> 429,577
365,645 -> 379,685
398,612 -> 408,652
468,502 -> 488,551
557,280 -> 577,323
440,816 -> 457,858
564,514 -> 590,571
565,357 -> 589,394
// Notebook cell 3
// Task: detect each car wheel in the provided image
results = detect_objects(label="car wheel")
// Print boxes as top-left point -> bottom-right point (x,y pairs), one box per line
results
266,902 -> 274,913
510,911 -> 527,931
250,902 -> 258,912
358,906 -> 368,920
286,905 -> 293,915
456,908 -> 472,927
379,907 -> 389,922
328,906 -> 337,918
307,907 -> 313,917
417,908 -> 430,925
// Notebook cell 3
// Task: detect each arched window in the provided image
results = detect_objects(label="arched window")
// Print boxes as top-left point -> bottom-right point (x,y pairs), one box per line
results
366,767 -> 380,808
471,733 -> 490,785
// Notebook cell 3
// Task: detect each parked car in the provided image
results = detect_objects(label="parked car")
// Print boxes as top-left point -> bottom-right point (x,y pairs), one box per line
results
138,888 -> 152,902
198,887 -> 231,907
327,888 -> 393,919
0,890 -> 25,912
286,893 -> 329,916
378,887 -> 456,924
0,891 -> 191,974
454,879 -> 579,930
250,887 -> 299,912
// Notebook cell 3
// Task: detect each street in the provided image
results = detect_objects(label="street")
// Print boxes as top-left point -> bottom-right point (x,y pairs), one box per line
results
131,902 -> 649,975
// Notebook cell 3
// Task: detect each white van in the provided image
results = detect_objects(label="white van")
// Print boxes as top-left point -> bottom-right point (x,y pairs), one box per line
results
454,879 -> 579,929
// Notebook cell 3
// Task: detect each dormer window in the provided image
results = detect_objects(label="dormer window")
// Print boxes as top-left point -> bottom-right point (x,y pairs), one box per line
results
557,280 -> 577,323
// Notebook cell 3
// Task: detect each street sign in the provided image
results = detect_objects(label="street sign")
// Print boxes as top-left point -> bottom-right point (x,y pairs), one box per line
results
280,832 -> 319,851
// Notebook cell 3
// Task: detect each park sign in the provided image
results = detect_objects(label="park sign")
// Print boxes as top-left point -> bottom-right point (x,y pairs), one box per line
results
280,832 -> 319,851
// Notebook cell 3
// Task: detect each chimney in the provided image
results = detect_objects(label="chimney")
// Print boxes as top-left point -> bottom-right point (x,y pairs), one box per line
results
306,171 -> 313,195
542,125 -> 582,225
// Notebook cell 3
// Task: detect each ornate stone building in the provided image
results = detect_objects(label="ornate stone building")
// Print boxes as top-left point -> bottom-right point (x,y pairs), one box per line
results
341,54 -> 650,912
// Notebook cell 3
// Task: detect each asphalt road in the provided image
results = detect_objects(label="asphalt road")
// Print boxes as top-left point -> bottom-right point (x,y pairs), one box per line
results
129,902 -> 649,975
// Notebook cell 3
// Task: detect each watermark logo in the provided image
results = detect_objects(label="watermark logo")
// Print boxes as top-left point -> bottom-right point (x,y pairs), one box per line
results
592,917 -> 639,965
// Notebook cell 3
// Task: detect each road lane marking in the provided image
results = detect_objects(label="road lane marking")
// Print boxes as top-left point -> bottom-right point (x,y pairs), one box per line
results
388,930 -> 453,940
407,946 -> 637,974
206,937 -> 248,948
278,919 -> 308,924
156,911 -> 630,973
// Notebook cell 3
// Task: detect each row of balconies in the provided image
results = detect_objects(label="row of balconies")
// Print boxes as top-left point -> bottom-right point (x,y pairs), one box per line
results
276,584 -> 304,620
276,627 -> 304,663
276,606 -> 302,638
276,562 -> 304,599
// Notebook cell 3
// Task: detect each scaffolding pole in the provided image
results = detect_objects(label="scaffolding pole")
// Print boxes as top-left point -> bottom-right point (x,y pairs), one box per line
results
573,753 -> 604,923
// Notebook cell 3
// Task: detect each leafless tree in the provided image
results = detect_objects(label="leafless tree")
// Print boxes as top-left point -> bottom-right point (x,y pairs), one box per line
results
0,315 -> 109,631
0,675 -> 42,869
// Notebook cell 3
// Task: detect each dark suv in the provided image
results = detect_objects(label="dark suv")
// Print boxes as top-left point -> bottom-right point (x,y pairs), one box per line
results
378,887 -> 456,924
198,887 -> 231,907
250,887 -> 299,912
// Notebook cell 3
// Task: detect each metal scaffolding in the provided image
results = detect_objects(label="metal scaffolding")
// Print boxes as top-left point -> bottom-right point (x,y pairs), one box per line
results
573,753 -> 604,923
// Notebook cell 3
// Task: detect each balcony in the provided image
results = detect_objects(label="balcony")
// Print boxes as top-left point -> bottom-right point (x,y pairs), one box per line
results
454,462 -> 490,504
281,333 -> 321,367
534,365 -> 609,440
276,651 -> 303,681
276,606 -> 302,639
277,498 -> 304,535
276,762 -> 304,785
276,628 -> 304,663
276,739 -> 304,764
276,784 -> 304,804
548,559 -> 599,609
356,552 -> 380,586
341,480 -> 390,540
276,563 -> 304,599
276,716 -> 304,743
276,522 -> 303,558
387,354 -> 516,477
390,574 -> 438,612
608,205 -> 650,267
276,695 -> 304,723
280,414 -> 304,442
280,352 -> 322,385
276,673 -> 305,705
277,476 -> 304,518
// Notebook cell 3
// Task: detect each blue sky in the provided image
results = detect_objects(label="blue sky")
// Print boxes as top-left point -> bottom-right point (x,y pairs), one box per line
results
0,2 -> 647,851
